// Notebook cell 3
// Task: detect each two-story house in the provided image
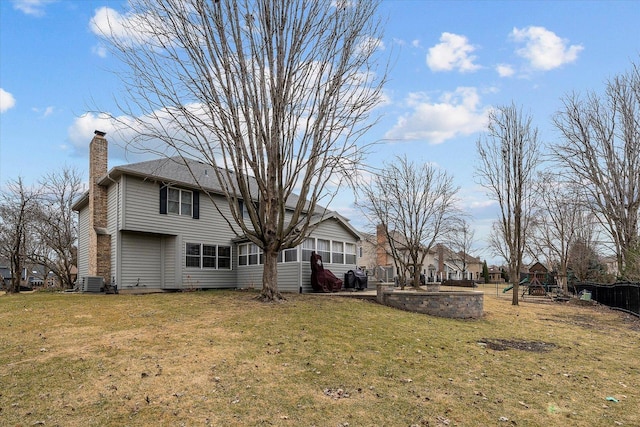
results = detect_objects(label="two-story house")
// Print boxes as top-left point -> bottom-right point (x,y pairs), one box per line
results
72,131 -> 361,293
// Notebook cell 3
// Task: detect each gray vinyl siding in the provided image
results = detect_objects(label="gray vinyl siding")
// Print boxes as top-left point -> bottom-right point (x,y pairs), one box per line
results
117,175 -> 238,290
76,206 -> 90,281
107,181 -> 120,286
120,175 -> 241,237
235,264 -> 264,290
120,232 -> 163,289
277,262 -> 304,293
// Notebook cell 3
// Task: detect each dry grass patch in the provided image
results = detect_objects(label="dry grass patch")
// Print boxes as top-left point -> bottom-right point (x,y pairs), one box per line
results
1,289 -> 639,426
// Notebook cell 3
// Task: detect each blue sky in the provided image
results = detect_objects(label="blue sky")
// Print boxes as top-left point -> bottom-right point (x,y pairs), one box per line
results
1,0 -> 639,261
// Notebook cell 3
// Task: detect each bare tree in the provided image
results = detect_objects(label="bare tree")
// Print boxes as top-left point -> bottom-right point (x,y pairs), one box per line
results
358,155 -> 461,289
447,218 -> 476,280
95,0 -> 387,300
0,178 -> 40,293
475,104 -> 541,305
552,62 -> 640,280
568,233 -> 608,283
30,168 -> 82,289
529,173 -> 584,295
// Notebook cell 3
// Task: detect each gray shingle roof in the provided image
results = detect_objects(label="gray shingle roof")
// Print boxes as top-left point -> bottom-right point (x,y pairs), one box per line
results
74,156 -> 360,240
100,156 -> 303,211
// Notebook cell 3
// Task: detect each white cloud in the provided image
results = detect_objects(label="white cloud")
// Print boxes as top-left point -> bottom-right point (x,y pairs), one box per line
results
511,26 -> 583,71
470,199 -> 497,209
90,6 -> 166,47
11,0 -> 56,17
67,107 -> 213,162
90,7 -> 134,40
66,112 -> 146,161
92,44 -> 108,58
384,87 -> 489,144
31,105 -> 55,117
0,88 -> 16,113
427,32 -> 481,73
67,113 -> 117,150
356,36 -> 385,57
411,39 -> 421,49
496,63 -> 515,77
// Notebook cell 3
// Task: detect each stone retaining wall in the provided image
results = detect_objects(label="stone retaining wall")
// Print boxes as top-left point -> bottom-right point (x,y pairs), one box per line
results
376,284 -> 483,319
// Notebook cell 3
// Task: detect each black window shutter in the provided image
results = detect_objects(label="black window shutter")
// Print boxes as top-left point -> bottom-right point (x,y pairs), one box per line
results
192,190 -> 200,219
159,185 -> 167,214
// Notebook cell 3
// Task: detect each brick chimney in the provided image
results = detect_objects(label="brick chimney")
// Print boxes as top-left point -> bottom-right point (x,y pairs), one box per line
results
88,130 -> 111,284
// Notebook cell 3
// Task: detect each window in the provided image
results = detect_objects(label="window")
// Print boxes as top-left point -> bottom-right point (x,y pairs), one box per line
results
186,243 -> 231,269
332,241 -> 344,264
239,199 -> 259,220
301,238 -> 315,262
317,239 -> 330,261
161,185 -> 198,218
238,243 -> 263,266
168,188 -> 192,215
239,244 -> 248,266
218,246 -> 231,269
345,243 -> 357,264
300,238 -> 356,264
202,245 -> 216,268
278,247 -> 298,263
186,243 -> 201,268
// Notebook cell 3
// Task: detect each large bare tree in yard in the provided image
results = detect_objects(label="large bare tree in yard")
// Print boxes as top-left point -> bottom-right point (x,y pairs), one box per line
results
529,173 -> 584,295
447,218 -> 476,280
30,168 -> 82,289
0,178 -> 40,293
96,0 -> 387,300
476,104 -> 541,305
552,62 -> 640,280
358,155 -> 461,289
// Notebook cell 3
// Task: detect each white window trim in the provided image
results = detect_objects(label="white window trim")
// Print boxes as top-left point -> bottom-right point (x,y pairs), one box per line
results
168,187 -> 193,216
185,243 -> 232,270
238,243 -> 263,266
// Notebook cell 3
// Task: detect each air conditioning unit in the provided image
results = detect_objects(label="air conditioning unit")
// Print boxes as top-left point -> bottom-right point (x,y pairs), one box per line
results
81,276 -> 103,293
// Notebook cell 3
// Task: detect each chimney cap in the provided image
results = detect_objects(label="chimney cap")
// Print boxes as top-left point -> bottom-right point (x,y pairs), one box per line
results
94,130 -> 107,137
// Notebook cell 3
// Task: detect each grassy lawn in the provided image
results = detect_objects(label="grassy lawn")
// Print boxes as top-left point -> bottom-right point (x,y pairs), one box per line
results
1,286 -> 638,427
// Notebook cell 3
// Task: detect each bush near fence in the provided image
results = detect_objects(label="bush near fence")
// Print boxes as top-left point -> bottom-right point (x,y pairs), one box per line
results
573,282 -> 640,317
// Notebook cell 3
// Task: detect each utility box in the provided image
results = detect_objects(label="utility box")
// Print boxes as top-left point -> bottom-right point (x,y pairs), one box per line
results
81,276 -> 104,293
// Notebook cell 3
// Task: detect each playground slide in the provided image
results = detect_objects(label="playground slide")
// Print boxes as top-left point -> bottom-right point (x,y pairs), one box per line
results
502,284 -> 514,293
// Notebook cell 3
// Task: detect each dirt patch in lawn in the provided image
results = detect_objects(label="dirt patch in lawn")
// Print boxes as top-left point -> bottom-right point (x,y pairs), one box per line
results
478,338 -> 557,352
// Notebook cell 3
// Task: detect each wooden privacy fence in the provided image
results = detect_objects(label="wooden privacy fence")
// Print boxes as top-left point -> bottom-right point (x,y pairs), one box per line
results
573,282 -> 640,317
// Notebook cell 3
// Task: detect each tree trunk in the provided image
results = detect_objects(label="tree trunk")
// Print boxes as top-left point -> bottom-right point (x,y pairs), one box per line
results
9,245 -> 21,294
510,265 -> 519,306
260,248 -> 284,301
412,267 -> 421,289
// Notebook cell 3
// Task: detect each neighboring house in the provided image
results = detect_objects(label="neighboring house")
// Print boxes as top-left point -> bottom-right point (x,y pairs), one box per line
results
359,224 -> 482,283
0,266 -> 11,289
487,266 -> 504,283
435,244 -> 483,281
72,131 -> 361,293
601,256 -> 619,278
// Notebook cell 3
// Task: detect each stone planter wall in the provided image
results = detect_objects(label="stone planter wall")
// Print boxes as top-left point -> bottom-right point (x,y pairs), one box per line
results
376,284 -> 483,319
